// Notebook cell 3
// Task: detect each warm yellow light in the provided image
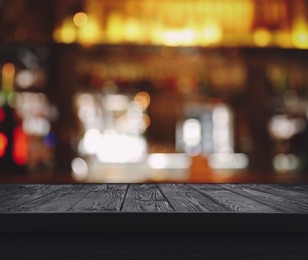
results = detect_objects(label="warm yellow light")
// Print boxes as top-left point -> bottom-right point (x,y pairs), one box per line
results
73,12 -> 88,27
78,15 -> 101,44
233,0 -> 255,33
162,31 -> 183,46
292,19 -> 308,49
106,12 -> 124,43
162,29 -> 196,46
124,18 -> 142,42
253,28 -> 272,47
201,22 -> 223,46
293,32 -> 308,49
275,33 -> 291,48
51,0 -> 308,48
61,27 -> 76,44
60,18 -> 77,43
181,29 -> 196,45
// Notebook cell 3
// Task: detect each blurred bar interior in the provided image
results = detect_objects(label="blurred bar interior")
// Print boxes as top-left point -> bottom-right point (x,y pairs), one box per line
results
1,0 -> 308,183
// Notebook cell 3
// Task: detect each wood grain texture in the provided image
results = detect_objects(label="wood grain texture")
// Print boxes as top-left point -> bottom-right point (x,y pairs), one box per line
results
25,184 -> 97,212
0,184 -> 308,214
277,184 -> 308,194
0,185 -> 37,197
0,185 -> 95,212
121,184 -> 174,212
189,184 -> 281,213
0,185 -> 64,211
70,184 -> 127,212
220,184 -> 308,213
158,184 -> 229,212
245,184 -> 308,205
0,184 -> 308,233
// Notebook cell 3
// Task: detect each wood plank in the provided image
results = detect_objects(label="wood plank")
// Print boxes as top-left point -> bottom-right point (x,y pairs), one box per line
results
158,184 -> 229,212
189,184 -> 280,213
70,184 -> 127,212
275,184 -> 308,196
27,184 -> 98,212
5,185 -> 95,212
0,185 -> 65,211
0,184 -> 41,198
0,185 -> 73,212
121,184 -> 174,212
245,184 -> 308,205
220,184 -> 308,213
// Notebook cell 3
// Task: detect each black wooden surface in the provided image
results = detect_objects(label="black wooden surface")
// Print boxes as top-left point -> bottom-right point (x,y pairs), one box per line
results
0,184 -> 308,259
1,183 -> 308,213
0,184 -> 308,232
0,184 -> 308,214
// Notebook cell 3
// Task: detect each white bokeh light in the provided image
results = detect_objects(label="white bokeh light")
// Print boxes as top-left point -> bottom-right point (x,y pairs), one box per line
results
97,132 -> 146,163
273,153 -> 300,173
83,129 -> 102,154
71,157 -> 89,181
183,118 -> 202,147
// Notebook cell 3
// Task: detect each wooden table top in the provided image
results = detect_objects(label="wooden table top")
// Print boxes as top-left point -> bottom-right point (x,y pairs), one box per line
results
0,184 -> 308,232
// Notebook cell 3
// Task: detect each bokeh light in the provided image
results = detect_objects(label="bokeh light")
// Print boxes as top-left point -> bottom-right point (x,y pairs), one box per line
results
73,12 -> 88,27
253,28 -> 272,47
273,153 -> 300,173
71,157 -> 89,181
